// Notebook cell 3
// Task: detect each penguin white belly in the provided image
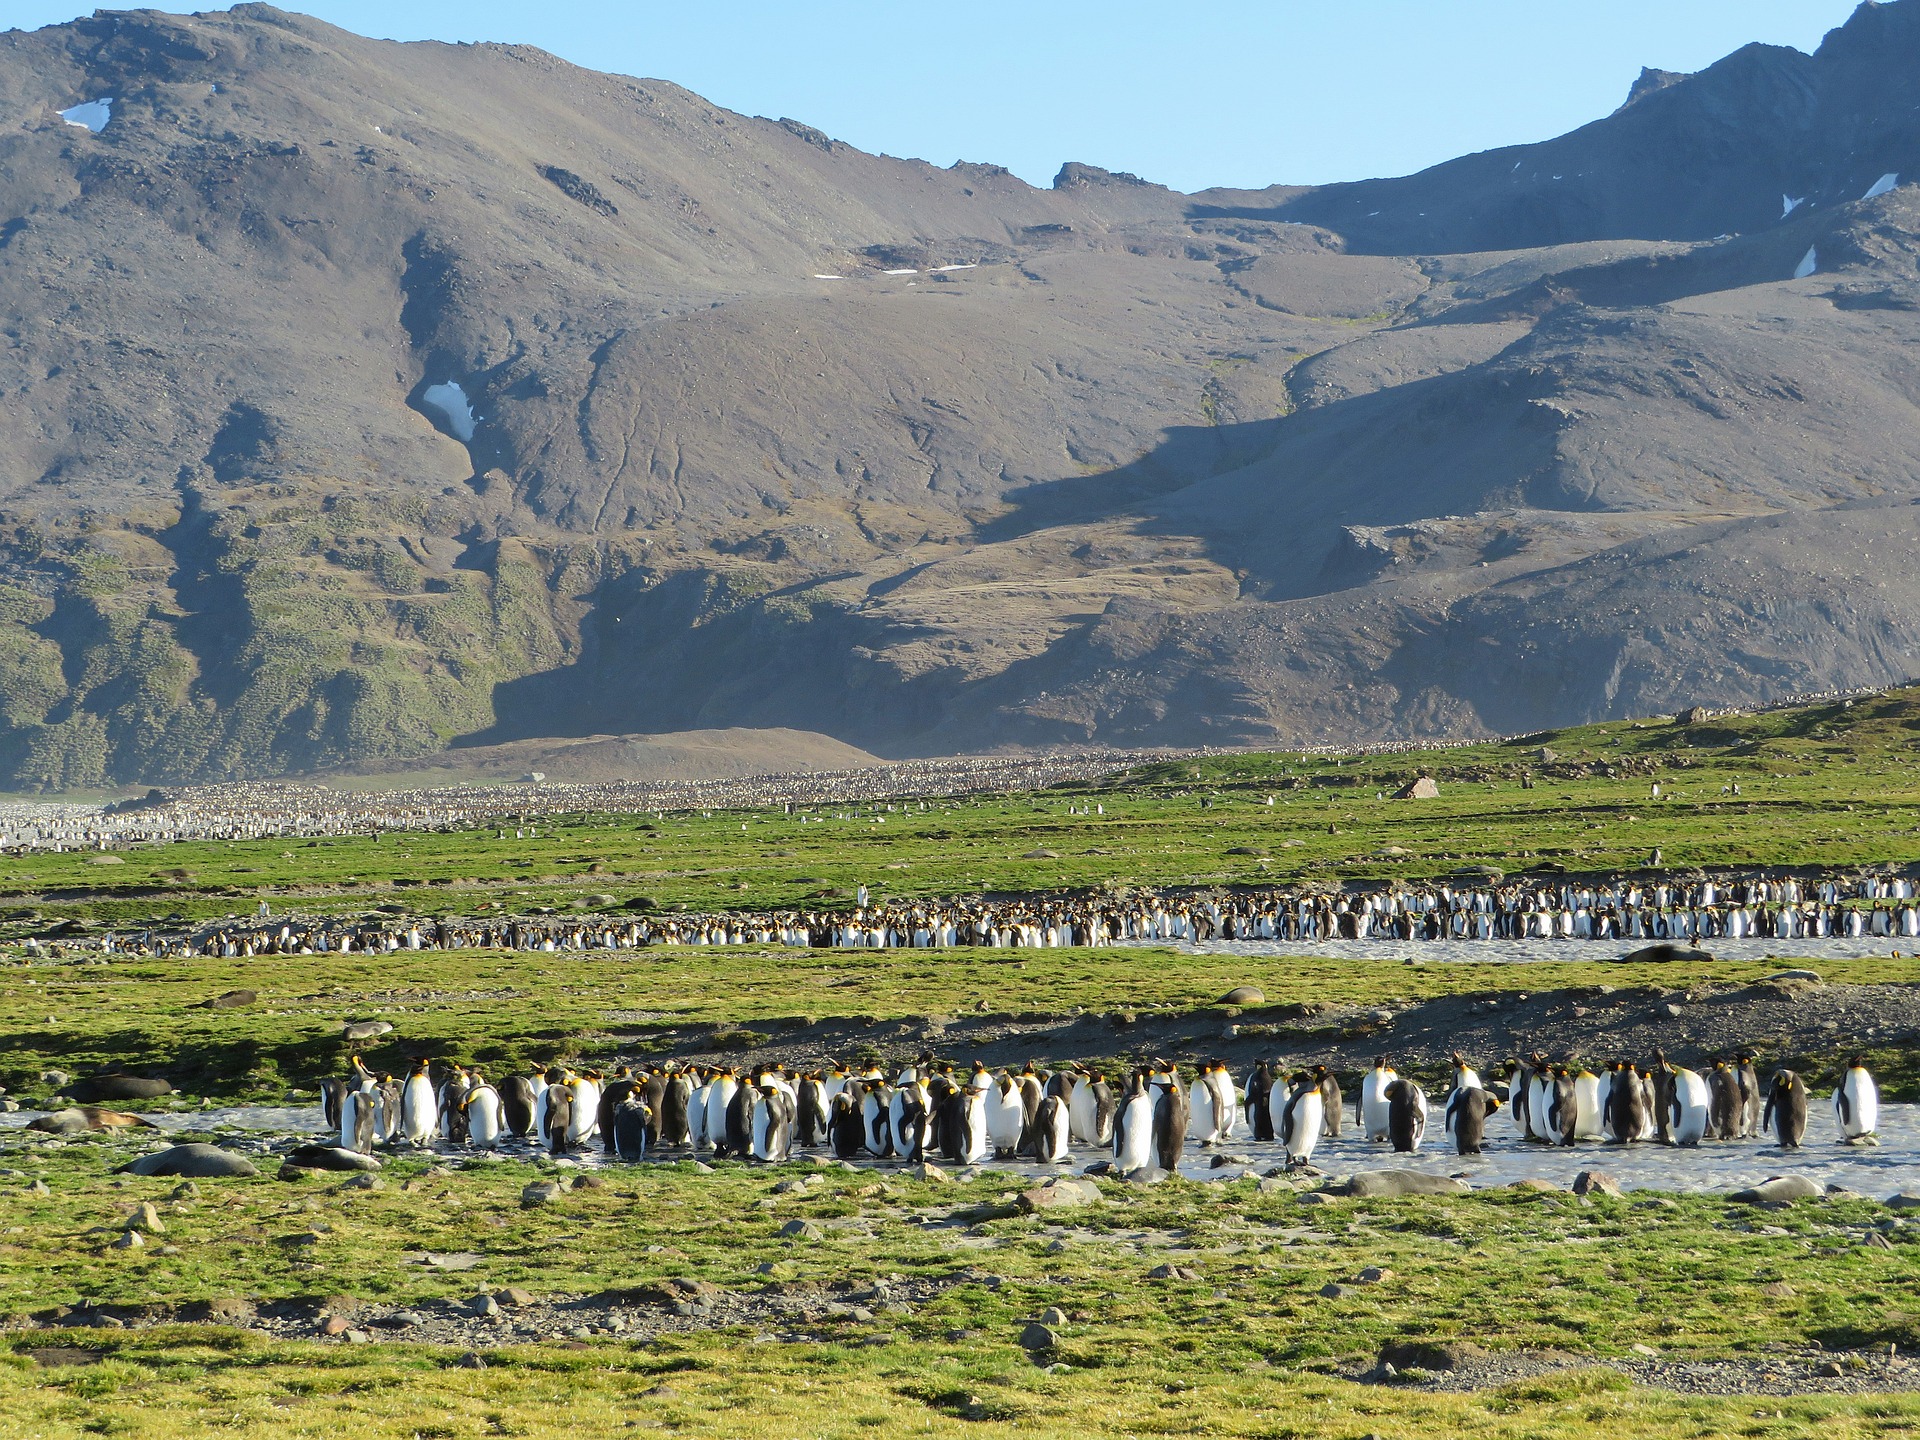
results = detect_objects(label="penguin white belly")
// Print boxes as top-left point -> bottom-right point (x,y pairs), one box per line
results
1114,1096 -> 1155,1172
984,1090 -> 1025,1153
1837,1069 -> 1880,1138
1186,1080 -> 1218,1143
403,1077 -> 437,1145
1671,1071 -> 1712,1146
569,1080 -> 600,1142
1067,1083 -> 1097,1143
961,1092 -> 990,1164
1281,1090 -> 1324,1162
1360,1072 -> 1394,1141
1529,1077 -> 1556,1142
468,1089 -> 501,1148
705,1079 -> 737,1147
1207,1073 -> 1238,1140
1573,1073 -> 1604,1140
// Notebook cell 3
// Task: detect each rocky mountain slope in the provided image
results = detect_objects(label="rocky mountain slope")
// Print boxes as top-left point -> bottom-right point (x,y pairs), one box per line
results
3,2 -> 1920,788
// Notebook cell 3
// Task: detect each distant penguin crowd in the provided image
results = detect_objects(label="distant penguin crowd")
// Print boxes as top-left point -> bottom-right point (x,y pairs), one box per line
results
317,1051 -> 1881,1170
86,873 -> 1920,959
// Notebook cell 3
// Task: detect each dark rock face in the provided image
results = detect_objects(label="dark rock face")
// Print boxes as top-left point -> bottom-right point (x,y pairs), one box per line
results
7,4 -> 1920,785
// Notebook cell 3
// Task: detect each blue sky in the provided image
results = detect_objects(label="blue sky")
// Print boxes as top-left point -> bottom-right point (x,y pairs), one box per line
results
14,1 -> 1864,191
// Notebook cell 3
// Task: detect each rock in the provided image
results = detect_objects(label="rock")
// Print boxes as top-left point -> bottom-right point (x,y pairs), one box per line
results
520,1180 -> 566,1208
1354,1266 -> 1392,1284
1146,1264 -> 1200,1281
1021,848 -> 1059,860
319,1315 -> 352,1336
909,1162 -> 950,1183
469,1294 -> 500,1317
1225,846 -> 1267,857
1016,1177 -> 1101,1213
1256,1177 -> 1292,1195
1319,1283 -> 1351,1299
1393,777 -> 1439,800
1883,1193 -> 1920,1210
1630,1342 -> 1660,1358
276,1163 -> 323,1183
130,1202 -> 165,1233
1297,1191 -> 1334,1206
1124,1166 -> 1169,1186
1220,986 -> 1265,1005
1380,1339 -> 1486,1372
111,1230 -> 143,1249
1759,1282 -> 1796,1299
1018,1323 -> 1058,1350
87,854 -> 125,865
1816,1360 -> 1845,1378
455,1352 -> 487,1370
1339,1170 -> 1469,1198
67,1076 -> 172,1102
118,1144 -> 258,1179
1731,1175 -> 1822,1204
1039,1307 -> 1068,1326
1536,746 -> 1558,762
27,1179 -> 50,1197
39,1070 -> 71,1088
569,1174 -> 605,1191
197,990 -> 257,1010
1572,1170 -> 1623,1197
168,1182 -> 199,1201
340,1173 -> 383,1191
1509,1178 -> 1560,1192
1621,942 -> 1715,964
1764,969 -> 1822,984
495,1288 -> 535,1308
341,1020 -> 393,1041
780,1220 -> 824,1240
286,1145 -> 382,1172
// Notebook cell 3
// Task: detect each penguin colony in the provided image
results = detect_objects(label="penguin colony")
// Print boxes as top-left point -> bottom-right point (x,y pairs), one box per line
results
319,1052 -> 1881,1168
97,874 -> 1920,957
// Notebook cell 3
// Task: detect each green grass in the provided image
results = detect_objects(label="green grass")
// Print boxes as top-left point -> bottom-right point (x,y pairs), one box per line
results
9,687 -> 1920,936
3,946 -> 1917,1105
0,1137 -> 1917,1436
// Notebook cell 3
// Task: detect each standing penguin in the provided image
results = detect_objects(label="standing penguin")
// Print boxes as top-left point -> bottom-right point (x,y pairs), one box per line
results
892,1084 -> 934,1162
1571,1066 -> 1605,1141
543,1081 -> 574,1157
1245,1061 -> 1277,1142
568,1071 -> 603,1148
464,1074 -> 502,1150
1549,1067 -> 1579,1147
1031,1094 -> 1071,1163
752,1083 -> 795,1162
1764,1070 -> 1809,1148
1279,1073 -> 1325,1165
1665,1063 -> 1713,1146
1602,1061 -> 1647,1145
1834,1057 -> 1880,1141
984,1073 -> 1026,1159
1385,1078 -> 1428,1154
1444,1084 -> 1499,1156
1504,1059 -> 1533,1139
1314,1066 -> 1343,1138
500,1073 -> 536,1139
612,1094 -> 651,1161
725,1076 -> 758,1159
1113,1073 -> 1156,1175
862,1082 -> 897,1159
705,1070 -> 741,1157
658,1071 -> 693,1147
796,1075 -> 829,1148
339,1086 -> 375,1154
1359,1059 -> 1396,1142
1151,1067 -> 1189,1172
956,1081 -> 989,1164
596,1069 -> 640,1156
400,1060 -> 437,1148
1066,1068 -> 1101,1144
1707,1060 -> 1742,1141
1735,1054 -> 1762,1137
827,1090 -> 865,1159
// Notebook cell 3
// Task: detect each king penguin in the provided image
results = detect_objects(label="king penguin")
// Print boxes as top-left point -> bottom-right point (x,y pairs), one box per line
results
1834,1057 -> 1880,1141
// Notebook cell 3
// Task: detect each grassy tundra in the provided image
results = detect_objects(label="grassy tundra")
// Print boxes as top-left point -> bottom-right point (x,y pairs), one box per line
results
1,690 -> 1919,1436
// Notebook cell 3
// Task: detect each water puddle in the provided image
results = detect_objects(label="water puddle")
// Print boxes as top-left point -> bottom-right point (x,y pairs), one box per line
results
7,1103 -> 1914,1195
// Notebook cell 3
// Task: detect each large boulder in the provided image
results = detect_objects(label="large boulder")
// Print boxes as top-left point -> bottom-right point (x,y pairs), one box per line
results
118,1144 -> 259,1178
1336,1170 -> 1470,1198
1393,777 -> 1440,800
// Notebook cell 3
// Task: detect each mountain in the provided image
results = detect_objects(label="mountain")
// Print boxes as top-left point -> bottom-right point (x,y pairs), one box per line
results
2,2 -> 1920,789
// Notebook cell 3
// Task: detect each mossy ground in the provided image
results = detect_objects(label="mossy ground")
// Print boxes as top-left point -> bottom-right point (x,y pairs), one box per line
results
1,1135 -> 1918,1438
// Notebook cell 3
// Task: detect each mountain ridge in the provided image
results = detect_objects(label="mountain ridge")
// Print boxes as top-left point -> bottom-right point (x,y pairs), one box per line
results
4,3 -> 1920,789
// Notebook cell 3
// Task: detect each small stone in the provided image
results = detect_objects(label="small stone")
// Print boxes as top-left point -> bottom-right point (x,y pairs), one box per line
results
345,1329 -> 372,1344
1355,1266 -> 1392,1284
470,1294 -> 500,1317
168,1182 -> 199,1202
455,1352 -> 486,1370
495,1287 -> 535,1308
1759,1283 -> 1796,1298
1630,1343 -> 1659,1357
319,1315 -> 352,1336
780,1219 -> 824,1240
27,1179 -> 50,1198
111,1229 -> 143,1249
1320,1283 -> 1351,1299
1018,1323 -> 1058,1350
1817,1361 -> 1845,1378
1885,1193 -> 1920,1210
1039,1306 -> 1068,1326
909,1162 -> 950,1183
131,1202 -> 165,1233
520,1180 -> 565,1208
1572,1171 -> 1623,1198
